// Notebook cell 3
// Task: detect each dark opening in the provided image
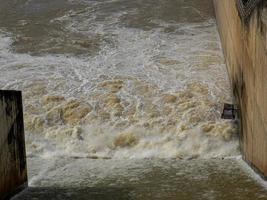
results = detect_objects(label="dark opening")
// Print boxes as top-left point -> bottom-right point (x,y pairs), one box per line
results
241,0 -> 250,5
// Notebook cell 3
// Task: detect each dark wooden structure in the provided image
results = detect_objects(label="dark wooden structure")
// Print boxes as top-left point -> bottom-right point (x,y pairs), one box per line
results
0,90 -> 27,199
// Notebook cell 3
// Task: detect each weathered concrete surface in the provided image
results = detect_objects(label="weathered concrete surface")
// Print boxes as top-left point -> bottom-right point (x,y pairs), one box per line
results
0,91 -> 27,199
213,0 -> 267,177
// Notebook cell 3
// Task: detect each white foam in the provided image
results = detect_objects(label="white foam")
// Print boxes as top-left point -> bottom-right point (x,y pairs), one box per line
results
0,6 -> 238,160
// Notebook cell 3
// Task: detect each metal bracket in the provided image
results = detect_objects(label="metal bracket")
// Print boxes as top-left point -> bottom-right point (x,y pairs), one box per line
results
221,103 -> 238,120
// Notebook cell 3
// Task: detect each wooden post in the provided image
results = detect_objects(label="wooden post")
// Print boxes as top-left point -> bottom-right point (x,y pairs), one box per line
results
0,90 -> 27,199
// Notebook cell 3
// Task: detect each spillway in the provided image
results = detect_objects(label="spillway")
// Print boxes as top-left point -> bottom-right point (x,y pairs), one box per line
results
0,0 -> 267,199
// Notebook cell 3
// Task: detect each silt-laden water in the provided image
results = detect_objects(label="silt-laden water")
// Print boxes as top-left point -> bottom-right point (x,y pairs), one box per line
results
0,0 -> 266,199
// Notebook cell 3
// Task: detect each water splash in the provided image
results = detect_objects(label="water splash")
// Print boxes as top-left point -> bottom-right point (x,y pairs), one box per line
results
0,1 -> 239,160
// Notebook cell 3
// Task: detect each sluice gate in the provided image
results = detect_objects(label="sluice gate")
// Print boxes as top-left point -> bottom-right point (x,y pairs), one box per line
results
0,0 -> 267,199
214,0 -> 267,177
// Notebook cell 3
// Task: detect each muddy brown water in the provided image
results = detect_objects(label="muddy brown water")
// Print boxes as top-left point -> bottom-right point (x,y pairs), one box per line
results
0,0 -> 267,199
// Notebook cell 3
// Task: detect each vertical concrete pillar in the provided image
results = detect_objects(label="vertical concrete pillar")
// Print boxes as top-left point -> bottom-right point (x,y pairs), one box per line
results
0,90 -> 27,199
214,0 -> 267,178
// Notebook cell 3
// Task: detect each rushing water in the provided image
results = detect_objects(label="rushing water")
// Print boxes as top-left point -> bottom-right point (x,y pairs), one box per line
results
0,0 -> 266,199
11,157 -> 267,200
0,0 -> 238,159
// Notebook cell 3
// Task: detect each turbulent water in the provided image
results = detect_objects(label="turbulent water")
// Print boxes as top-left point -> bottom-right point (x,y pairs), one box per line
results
0,0 -> 239,160
2,0 -> 267,199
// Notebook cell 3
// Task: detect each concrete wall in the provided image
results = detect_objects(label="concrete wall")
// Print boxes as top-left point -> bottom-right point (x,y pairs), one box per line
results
0,91 -> 27,199
213,0 -> 267,177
